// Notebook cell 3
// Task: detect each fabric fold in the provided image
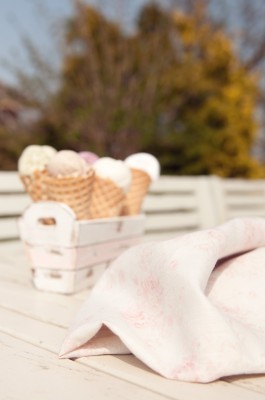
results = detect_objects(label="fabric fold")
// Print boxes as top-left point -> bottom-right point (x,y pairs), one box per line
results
59,218 -> 265,382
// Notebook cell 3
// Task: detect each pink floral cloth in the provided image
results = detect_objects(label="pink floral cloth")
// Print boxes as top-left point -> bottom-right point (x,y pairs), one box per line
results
59,218 -> 265,382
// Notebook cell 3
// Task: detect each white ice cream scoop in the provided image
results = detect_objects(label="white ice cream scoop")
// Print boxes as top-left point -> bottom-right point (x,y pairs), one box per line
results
124,152 -> 160,181
47,150 -> 90,177
93,157 -> 132,193
18,144 -> 57,175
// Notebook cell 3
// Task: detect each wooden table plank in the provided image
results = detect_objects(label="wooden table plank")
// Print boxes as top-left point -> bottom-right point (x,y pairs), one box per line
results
0,331 -> 168,400
1,242 -> 265,399
225,375 -> 265,395
0,304 -> 264,400
0,278 -> 80,327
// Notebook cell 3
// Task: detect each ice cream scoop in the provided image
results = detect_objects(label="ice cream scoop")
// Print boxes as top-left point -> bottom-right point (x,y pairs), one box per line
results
93,157 -> 131,193
79,151 -> 99,165
47,150 -> 90,177
122,153 -> 160,215
124,153 -> 160,182
18,144 -> 57,176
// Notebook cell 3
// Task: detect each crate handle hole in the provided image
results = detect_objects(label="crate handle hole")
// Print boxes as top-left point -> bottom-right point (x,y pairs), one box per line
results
50,272 -> 62,279
38,217 -> 56,226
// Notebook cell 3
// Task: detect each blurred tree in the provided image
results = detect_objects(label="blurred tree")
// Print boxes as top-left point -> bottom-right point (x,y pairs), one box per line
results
140,3 -> 264,177
228,0 -> 265,163
3,0 -> 263,177
0,82 -> 41,170
35,1 -> 263,177
168,0 -> 265,164
36,2 -> 157,158
0,126 -> 36,170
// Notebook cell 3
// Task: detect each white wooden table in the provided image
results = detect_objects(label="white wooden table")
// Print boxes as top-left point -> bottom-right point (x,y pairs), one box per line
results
1,241 -> 265,400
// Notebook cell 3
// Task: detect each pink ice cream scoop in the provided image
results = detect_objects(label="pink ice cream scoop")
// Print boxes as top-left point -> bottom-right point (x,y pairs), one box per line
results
79,151 -> 99,165
47,150 -> 90,177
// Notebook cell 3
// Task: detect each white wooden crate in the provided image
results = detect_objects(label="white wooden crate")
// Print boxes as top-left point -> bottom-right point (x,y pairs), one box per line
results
18,201 -> 145,294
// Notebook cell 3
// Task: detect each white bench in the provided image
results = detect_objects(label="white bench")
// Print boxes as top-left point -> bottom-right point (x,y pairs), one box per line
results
1,172 -> 265,242
210,175 -> 265,223
143,175 -> 216,240
0,172 -> 30,241
0,172 -> 214,242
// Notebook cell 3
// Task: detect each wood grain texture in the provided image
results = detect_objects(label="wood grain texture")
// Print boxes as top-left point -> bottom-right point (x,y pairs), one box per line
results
1,242 -> 265,399
0,331 -> 169,400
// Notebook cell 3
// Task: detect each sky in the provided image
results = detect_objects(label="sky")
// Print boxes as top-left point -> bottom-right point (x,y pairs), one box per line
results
0,0 -> 147,86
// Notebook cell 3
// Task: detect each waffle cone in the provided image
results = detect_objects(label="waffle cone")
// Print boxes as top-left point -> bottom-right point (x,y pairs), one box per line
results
122,168 -> 151,215
44,170 -> 95,220
20,169 -> 49,201
89,176 -> 125,219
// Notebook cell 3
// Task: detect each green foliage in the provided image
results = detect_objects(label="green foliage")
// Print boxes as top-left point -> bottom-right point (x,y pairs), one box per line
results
139,5 -> 263,177
5,1 -> 264,177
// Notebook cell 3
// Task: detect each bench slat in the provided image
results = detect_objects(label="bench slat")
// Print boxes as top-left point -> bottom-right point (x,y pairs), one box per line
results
226,209 -> 265,219
210,176 -> 265,223
226,196 -> 265,206
0,218 -> 20,240
150,176 -> 203,192
143,194 -> 197,212
145,212 -> 199,232
0,194 -> 30,216
0,172 -> 25,192
223,180 -> 265,191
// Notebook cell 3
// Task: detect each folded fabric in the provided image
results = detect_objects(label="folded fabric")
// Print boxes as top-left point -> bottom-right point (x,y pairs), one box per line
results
60,218 -> 265,383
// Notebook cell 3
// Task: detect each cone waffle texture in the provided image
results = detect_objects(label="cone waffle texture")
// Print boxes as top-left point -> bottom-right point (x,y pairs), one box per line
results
44,170 -> 94,220
123,168 -> 151,215
89,176 -> 125,219
20,169 -> 49,201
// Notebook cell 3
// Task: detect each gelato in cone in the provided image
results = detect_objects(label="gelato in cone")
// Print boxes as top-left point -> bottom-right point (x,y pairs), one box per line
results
20,169 -> 49,201
45,150 -> 95,220
89,176 -> 125,219
18,145 -> 57,201
122,168 -> 151,215
90,157 -> 131,219
45,170 -> 94,220
123,152 -> 160,215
